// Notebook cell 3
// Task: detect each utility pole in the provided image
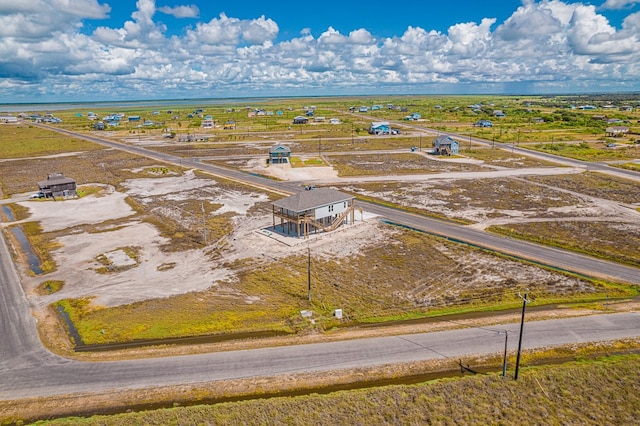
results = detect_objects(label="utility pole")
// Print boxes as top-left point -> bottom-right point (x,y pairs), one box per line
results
514,292 -> 530,380
502,329 -> 509,378
318,136 -> 321,158
419,134 -> 422,151
307,246 -> 312,301
201,201 -> 208,246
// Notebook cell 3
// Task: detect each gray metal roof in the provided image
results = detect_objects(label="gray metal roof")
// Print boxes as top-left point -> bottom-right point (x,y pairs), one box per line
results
434,135 -> 458,145
37,174 -> 76,187
273,188 -> 354,212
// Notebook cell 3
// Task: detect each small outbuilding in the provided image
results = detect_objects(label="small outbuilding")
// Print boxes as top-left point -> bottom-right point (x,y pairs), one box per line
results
272,188 -> 356,239
37,173 -> 77,198
293,116 -> 309,124
269,143 -> 291,164
433,135 -> 460,156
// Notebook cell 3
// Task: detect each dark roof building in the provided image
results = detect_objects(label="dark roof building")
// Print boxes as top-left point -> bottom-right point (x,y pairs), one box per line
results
37,173 -> 77,198
272,188 -> 355,238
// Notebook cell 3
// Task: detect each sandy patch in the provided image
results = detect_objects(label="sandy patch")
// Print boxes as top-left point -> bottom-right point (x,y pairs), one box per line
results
32,220 -> 232,307
20,186 -> 134,232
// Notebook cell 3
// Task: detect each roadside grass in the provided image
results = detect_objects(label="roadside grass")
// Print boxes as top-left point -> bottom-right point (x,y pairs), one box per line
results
52,227 -> 627,346
0,124 -> 102,159
488,221 -> 640,268
527,141 -> 639,161
22,353 -> 640,425
327,153 -> 486,177
614,161 -> 640,172
524,171 -> 640,204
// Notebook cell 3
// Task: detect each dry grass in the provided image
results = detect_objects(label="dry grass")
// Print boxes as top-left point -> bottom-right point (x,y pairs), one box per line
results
327,153 -> 487,177
524,172 -> 640,204
54,225 -> 624,345
461,147 -> 557,168
341,177 -> 585,224
13,353 -> 640,425
489,221 -> 640,267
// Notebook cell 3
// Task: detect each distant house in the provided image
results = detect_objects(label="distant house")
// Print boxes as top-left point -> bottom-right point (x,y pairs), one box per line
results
93,122 -> 105,130
369,121 -> 390,135
0,116 -> 18,124
532,118 -> 545,124
371,105 -> 382,111
201,118 -> 214,129
606,126 -> 629,137
329,118 -> 341,125
271,188 -> 356,239
128,116 -> 141,122
292,116 -> 308,124
358,106 -> 369,112
493,110 -> 506,117
579,105 -> 597,110
37,173 -> 77,198
620,106 -> 633,112
223,120 -> 236,129
313,116 -> 325,122
404,113 -> 421,121
474,120 -> 493,127
433,135 -> 459,156
269,143 -> 291,164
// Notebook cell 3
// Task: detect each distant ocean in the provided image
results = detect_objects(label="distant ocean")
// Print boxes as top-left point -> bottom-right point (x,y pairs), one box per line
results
0,95 -> 351,113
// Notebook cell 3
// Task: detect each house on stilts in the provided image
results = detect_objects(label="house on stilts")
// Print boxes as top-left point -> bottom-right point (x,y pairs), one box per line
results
271,188 -> 356,238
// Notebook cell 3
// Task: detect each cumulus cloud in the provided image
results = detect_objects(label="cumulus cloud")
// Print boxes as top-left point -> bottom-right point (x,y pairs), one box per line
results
1,0 -> 640,101
157,4 -> 199,18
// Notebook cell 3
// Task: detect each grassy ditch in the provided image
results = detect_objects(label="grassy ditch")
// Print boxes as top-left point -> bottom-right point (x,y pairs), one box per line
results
14,352 -> 640,425
51,227 -> 632,346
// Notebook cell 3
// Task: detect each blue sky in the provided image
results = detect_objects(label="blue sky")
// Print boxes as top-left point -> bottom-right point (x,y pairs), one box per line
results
1,0 -> 640,102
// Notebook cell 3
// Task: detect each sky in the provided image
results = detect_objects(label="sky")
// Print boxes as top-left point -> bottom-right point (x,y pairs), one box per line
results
1,0 -> 640,103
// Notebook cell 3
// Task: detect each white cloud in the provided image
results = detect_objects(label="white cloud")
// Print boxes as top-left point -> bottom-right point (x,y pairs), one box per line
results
1,0 -> 640,101
600,0 -> 640,10
157,4 -> 199,19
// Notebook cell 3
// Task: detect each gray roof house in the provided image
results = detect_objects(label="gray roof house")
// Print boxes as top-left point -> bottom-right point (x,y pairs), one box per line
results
37,173 -> 77,198
272,188 -> 355,238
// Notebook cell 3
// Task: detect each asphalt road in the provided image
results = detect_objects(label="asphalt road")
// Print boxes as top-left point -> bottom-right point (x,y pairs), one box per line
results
0,123 -> 636,402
